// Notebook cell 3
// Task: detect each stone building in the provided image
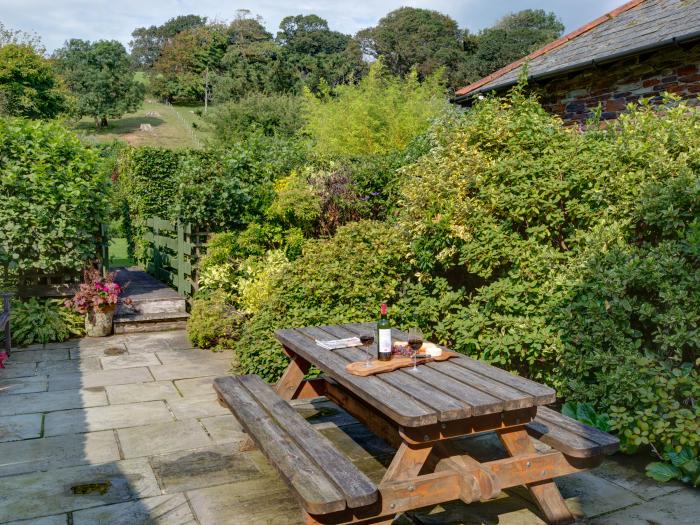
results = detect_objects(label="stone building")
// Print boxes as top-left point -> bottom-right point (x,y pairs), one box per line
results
454,0 -> 700,123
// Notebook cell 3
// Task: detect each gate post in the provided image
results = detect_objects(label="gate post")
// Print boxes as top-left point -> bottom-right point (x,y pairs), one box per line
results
177,221 -> 186,295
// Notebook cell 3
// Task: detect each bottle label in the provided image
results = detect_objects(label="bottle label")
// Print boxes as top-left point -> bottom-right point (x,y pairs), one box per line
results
378,329 -> 392,354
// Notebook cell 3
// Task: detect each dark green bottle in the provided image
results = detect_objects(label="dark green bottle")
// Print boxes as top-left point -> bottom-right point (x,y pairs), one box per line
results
377,303 -> 392,361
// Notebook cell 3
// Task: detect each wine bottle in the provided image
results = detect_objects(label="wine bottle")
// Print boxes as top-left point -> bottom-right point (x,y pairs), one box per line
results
377,303 -> 392,361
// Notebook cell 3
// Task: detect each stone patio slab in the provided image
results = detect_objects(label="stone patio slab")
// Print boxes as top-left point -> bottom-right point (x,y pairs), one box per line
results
150,444 -> 261,493
588,488 -> 699,524
0,458 -> 160,522
106,381 -> 181,404
0,362 -> 37,379
69,342 -> 127,359
0,388 -> 108,417
100,353 -> 161,370
125,331 -> 192,352
48,366 -> 153,391
36,357 -> 102,375
0,413 -> 43,442
0,430 -> 120,476
318,423 -> 395,461
10,349 -> 70,364
155,349 -> 231,365
167,394 -> 230,420
117,419 -> 212,458
593,454 -> 686,501
186,477 -> 303,525
72,493 -> 196,525
0,375 -> 48,395
149,361 -> 231,381
44,400 -> 173,436
14,340 -> 78,352
173,376 -> 220,397
4,514 -> 69,525
199,415 -> 245,445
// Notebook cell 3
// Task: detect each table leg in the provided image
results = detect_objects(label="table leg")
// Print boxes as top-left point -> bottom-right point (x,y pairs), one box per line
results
498,427 -> 575,525
382,442 -> 434,483
276,346 -> 312,400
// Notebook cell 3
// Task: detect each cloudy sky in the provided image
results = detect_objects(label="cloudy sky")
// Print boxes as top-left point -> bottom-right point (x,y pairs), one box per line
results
1,0 -> 626,53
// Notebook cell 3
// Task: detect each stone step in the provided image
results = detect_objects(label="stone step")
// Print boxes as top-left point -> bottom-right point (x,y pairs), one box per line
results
117,299 -> 187,316
113,311 -> 189,334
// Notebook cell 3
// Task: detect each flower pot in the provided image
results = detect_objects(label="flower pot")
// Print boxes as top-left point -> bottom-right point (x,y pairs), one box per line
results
85,307 -> 115,337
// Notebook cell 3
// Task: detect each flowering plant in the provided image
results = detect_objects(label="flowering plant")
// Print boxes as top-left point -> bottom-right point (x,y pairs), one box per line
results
66,268 -> 124,314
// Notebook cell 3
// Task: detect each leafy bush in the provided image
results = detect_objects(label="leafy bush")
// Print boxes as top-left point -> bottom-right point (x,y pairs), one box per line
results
561,402 -> 610,432
646,447 -> 699,487
0,118 -> 109,286
236,221 -> 411,381
187,289 -> 247,351
304,60 -> 447,157
8,298 -> 84,346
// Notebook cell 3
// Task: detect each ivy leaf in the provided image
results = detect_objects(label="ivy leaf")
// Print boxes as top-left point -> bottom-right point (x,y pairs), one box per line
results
645,462 -> 681,482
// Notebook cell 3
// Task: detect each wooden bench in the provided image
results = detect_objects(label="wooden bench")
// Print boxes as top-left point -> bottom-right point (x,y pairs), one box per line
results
526,406 -> 619,458
214,375 -> 379,516
0,292 -> 11,356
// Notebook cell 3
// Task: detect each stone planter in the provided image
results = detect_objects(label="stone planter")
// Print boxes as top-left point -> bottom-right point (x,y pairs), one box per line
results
85,306 -> 115,337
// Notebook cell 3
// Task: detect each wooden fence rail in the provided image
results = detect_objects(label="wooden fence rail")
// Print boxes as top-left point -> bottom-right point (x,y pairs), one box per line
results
144,217 -> 209,296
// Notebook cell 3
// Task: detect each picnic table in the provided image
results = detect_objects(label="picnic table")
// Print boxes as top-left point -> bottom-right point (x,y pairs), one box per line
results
215,322 -> 618,525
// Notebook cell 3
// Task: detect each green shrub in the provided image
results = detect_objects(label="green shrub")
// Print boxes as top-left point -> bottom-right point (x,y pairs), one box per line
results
236,221 -> 411,381
7,298 -> 84,346
0,118 -> 109,285
187,289 -> 247,351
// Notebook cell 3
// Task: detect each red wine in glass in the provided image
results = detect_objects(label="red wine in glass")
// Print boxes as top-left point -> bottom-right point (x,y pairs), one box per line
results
407,327 -> 424,372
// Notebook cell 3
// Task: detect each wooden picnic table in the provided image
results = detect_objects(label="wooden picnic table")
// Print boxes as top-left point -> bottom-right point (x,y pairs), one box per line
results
215,322 -> 618,525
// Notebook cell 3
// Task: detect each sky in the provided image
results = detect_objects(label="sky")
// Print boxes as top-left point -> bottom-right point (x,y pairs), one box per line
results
1,0 -> 627,53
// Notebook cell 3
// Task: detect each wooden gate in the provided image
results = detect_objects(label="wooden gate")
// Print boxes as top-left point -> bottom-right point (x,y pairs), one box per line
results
144,217 -> 208,296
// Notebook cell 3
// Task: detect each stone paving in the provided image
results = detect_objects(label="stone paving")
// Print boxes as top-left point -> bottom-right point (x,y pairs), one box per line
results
0,330 -> 697,524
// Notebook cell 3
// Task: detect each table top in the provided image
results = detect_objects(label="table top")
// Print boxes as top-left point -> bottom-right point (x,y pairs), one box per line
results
275,322 -> 556,428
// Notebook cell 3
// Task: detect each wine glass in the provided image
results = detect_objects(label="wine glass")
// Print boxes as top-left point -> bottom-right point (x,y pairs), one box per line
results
407,327 -> 424,372
360,333 -> 375,368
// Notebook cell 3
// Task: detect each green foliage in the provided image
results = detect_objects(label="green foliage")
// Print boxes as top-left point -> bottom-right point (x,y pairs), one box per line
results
304,61 -> 447,157
561,402 -> 610,432
207,93 -> 304,143
357,7 -> 465,86
266,172 -> 321,235
646,448 -> 699,487
187,289 -> 246,351
8,298 -> 84,346
130,14 -> 207,69
462,10 -> 564,82
54,39 -> 145,127
0,44 -> 68,119
0,118 -> 109,284
236,221 -> 411,381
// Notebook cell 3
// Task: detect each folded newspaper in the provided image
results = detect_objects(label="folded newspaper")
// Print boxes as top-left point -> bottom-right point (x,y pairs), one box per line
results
315,337 -> 362,350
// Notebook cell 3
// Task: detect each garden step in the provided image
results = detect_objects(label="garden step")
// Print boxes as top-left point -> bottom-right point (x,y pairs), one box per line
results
113,311 -> 189,334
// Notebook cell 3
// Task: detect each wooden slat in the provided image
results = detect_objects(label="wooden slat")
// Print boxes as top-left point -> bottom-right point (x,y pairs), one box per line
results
240,375 -> 378,509
213,376 -> 347,514
348,323 -> 555,405
275,328 -> 438,427
530,407 -> 619,457
339,324 -> 507,417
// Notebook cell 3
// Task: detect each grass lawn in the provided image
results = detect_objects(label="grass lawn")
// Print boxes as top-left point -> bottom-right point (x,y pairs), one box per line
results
108,237 -> 133,269
74,100 -> 212,149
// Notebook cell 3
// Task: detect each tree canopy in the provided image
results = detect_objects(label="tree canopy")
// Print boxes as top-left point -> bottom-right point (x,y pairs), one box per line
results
0,44 -> 68,119
53,39 -> 145,127
130,14 -> 207,68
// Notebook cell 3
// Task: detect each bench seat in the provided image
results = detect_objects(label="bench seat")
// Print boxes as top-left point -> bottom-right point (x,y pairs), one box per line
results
526,406 -> 619,458
214,375 -> 378,515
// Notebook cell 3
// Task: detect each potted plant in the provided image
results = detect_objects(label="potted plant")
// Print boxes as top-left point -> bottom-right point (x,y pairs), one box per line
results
66,268 -> 123,337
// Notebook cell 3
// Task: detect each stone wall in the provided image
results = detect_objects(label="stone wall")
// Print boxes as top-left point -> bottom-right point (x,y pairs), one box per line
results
532,40 -> 700,123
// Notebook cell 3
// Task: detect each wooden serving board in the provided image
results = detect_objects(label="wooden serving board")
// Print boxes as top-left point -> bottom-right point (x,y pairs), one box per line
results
346,351 -> 459,376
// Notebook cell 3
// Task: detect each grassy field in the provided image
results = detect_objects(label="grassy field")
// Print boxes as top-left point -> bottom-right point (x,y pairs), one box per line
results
74,100 -> 212,149
108,237 -> 133,269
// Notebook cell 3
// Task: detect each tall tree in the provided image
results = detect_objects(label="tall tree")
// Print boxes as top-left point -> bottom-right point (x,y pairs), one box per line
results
0,21 -> 44,53
54,39 -> 144,127
463,9 -> 564,81
151,25 -> 228,103
276,14 -> 363,91
0,44 -> 68,118
357,8 -> 464,84
130,14 -> 207,69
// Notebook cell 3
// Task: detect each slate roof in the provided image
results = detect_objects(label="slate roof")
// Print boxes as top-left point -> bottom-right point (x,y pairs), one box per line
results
455,0 -> 700,101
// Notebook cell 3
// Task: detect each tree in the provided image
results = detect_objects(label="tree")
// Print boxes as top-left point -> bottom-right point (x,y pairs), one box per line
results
463,10 -> 564,81
357,8 -> 464,84
151,25 -> 228,104
0,21 -> 44,53
130,14 -> 207,68
277,15 -> 364,91
0,44 -> 68,118
54,39 -> 145,127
